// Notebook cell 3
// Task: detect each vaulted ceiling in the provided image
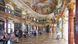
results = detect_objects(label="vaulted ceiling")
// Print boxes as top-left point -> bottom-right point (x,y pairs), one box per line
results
9,0 -> 67,25
11,0 -> 64,17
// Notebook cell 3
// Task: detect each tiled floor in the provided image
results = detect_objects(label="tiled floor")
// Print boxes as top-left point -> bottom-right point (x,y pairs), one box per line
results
16,33 -> 68,44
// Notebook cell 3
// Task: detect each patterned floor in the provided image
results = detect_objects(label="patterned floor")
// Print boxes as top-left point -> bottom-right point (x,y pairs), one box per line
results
15,33 -> 68,44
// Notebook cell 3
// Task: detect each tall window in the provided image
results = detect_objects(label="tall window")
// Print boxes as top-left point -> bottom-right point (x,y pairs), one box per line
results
8,21 -> 14,33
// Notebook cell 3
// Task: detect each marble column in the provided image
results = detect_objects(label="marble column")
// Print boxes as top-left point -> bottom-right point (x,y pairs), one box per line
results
68,0 -> 75,44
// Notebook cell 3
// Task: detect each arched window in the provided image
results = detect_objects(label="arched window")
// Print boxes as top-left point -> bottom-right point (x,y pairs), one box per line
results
5,6 -> 11,13
5,4 -> 14,15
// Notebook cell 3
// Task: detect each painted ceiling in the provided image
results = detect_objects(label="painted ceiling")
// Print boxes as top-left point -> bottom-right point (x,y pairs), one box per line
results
12,0 -> 63,15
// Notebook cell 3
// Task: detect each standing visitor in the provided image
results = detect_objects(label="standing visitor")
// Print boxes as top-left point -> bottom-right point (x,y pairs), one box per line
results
14,30 -> 19,42
0,30 -> 4,44
19,30 -> 22,38
7,33 -> 16,44
3,32 -> 9,44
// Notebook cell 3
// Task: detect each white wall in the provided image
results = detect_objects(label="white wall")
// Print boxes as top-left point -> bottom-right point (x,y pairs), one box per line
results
63,8 -> 68,41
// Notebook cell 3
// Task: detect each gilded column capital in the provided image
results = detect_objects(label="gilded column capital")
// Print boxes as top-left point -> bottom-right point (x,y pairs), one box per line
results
68,0 -> 75,11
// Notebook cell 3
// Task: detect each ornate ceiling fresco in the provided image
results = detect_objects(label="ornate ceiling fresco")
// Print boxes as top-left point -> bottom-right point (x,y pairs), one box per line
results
30,0 -> 58,14
22,0 -> 63,15
12,0 -> 64,15
10,0 -> 69,25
